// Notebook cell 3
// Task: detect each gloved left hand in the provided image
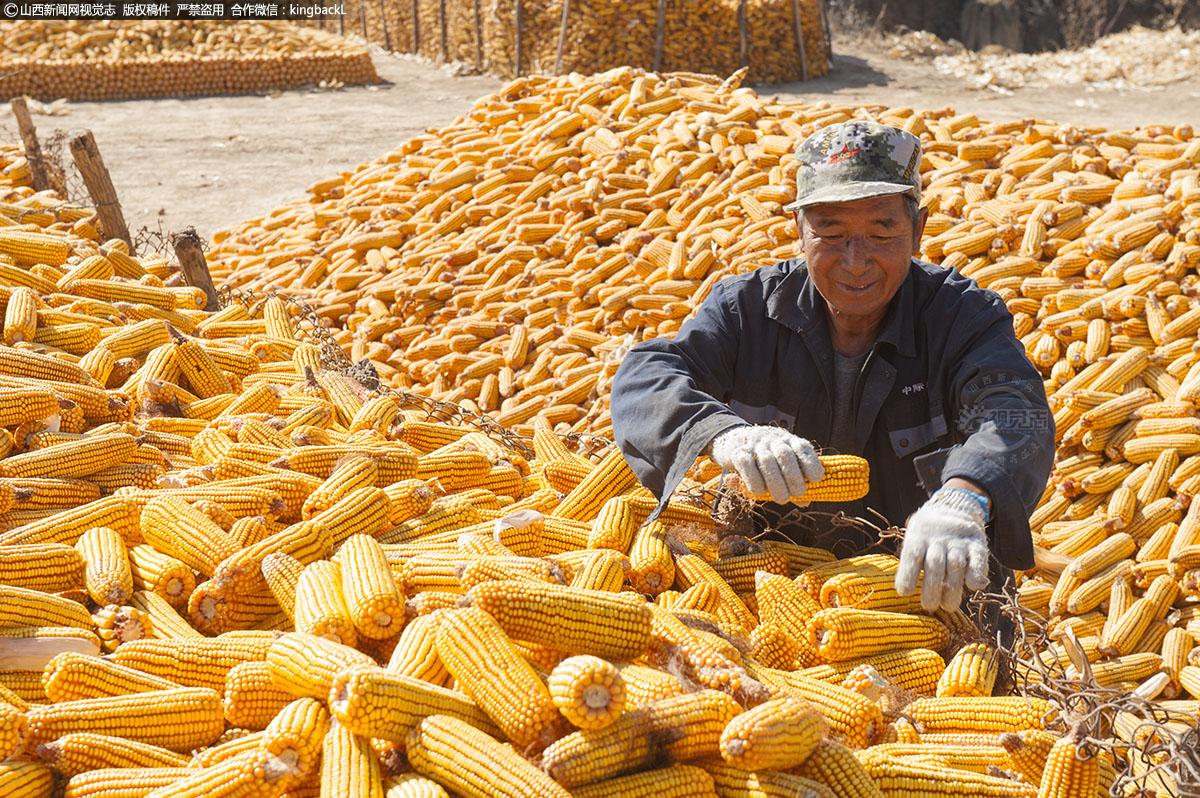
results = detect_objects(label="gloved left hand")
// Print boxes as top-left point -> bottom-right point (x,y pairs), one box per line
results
894,487 -> 990,612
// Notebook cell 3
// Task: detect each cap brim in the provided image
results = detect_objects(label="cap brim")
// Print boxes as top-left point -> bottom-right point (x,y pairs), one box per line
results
783,181 -> 917,212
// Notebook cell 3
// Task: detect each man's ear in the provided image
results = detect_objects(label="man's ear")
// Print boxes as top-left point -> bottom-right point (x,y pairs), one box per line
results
912,205 -> 930,256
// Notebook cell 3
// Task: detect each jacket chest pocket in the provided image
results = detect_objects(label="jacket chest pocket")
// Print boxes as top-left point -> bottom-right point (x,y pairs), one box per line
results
885,395 -> 948,459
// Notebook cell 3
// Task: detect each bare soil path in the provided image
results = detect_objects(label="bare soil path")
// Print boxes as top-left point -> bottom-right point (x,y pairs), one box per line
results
5,34 -> 1198,249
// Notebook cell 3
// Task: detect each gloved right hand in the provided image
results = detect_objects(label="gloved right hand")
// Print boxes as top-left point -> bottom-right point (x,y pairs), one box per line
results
709,424 -> 824,505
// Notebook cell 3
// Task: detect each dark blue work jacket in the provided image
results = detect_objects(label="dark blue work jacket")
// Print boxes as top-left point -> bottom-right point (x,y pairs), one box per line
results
610,257 -> 1054,571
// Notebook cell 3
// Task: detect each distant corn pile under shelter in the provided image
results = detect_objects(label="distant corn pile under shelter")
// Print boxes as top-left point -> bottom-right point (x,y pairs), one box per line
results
308,0 -> 831,83
0,21 -> 380,102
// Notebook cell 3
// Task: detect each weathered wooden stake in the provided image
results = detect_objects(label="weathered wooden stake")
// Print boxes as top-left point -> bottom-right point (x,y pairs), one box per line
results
514,0 -> 524,77
439,0 -> 448,61
360,0 -> 368,41
68,130 -> 132,252
653,0 -> 667,72
412,0 -> 420,52
474,0 -> 484,70
792,0 -> 809,81
554,0 -> 571,75
738,0 -> 749,69
10,98 -> 51,192
816,0 -> 832,60
379,0 -> 391,50
171,227 -> 221,312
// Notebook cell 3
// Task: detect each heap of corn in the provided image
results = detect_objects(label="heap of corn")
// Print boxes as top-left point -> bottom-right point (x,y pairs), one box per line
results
303,0 -> 828,83
0,137 -> 1168,796
0,21 -> 379,102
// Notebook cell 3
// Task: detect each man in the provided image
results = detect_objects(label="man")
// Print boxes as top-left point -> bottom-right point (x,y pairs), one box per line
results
610,121 -> 1054,614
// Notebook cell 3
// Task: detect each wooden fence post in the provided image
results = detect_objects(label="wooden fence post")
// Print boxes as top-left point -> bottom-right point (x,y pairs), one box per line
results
738,0 -> 749,69
474,0 -> 484,69
10,98 -> 50,192
170,228 -> 221,312
515,0 -> 525,77
816,0 -> 832,61
439,0 -> 448,61
412,0 -> 420,52
653,0 -> 667,72
68,130 -> 133,253
379,0 -> 390,50
554,0 -> 571,74
792,0 -> 809,81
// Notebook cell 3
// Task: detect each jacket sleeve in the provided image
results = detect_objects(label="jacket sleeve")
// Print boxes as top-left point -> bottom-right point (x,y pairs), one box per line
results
940,304 -> 1055,571
610,278 -> 750,515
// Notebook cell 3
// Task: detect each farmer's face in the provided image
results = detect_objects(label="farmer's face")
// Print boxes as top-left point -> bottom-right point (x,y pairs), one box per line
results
798,193 -> 927,323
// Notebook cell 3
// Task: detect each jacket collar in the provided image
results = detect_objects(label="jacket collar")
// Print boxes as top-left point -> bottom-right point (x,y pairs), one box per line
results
765,258 -> 919,359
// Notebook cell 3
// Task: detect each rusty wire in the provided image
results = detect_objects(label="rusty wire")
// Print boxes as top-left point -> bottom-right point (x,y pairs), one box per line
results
975,586 -> 1200,796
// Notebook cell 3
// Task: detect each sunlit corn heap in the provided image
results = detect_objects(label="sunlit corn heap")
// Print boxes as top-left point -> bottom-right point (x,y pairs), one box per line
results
209,67 -> 893,442
0,139 -> 1174,797
207,70 -> 1200,727
0,21 -> 379,102
307,0 -> 827,83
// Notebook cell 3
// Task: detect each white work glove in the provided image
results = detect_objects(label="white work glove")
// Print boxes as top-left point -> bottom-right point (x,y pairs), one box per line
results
895,487 -> 991,612
709,424 -> 824,505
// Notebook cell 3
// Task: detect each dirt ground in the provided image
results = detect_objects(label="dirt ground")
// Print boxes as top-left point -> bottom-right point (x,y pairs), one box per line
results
5,34 -> 1200,248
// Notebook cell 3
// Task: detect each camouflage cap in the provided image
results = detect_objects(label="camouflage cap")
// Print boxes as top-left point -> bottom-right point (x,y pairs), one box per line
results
784,121 -> 922,212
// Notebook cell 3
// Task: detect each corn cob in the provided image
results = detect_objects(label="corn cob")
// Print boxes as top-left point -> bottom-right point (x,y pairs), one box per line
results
741,661 -> 883,748
807,608 -> 949,662
0,584 -> 93,630
139,494 -> 238,577
547,654 -> 625,730
433,606 -> 560,749
0,542 -> 85,592
541,689 -> 742,787
266,632 -> 375,700
328,664 -> 499,741
719,694 -> 826,770
406,714 -> 572,798
75,525 -> 133,605
0,762 -> 55,797
464,579 -> 651,660
337,534 -> 405,640
110,632 -> 275,692
317,718 -> 384,798
41,650 -> 180,702
735,455 -> 869,503
903,696 -> 1054,733
0,432 -> 138,480
799,648 -> 946,695
856,749 -> 1036,796
35,732 -> 190,777
936,643 -> 1001,698
570,764 -> 716,798
221,660 -> 294,730
382,773 -> 450,798
62,767 -> 193,798
24,687 -> 224,752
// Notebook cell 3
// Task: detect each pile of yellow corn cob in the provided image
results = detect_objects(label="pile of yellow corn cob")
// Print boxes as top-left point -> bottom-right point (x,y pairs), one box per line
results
6,65 -> 1200,792
303,0 -> 828,83
0,21 -> 379,101
0,141 -> 1149,794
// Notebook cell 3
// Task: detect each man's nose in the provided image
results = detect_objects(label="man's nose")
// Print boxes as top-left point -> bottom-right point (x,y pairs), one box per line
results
841,235 -> 872,272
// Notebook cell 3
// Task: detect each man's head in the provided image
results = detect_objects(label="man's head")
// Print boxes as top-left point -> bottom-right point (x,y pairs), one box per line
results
786,121 -> 928,330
